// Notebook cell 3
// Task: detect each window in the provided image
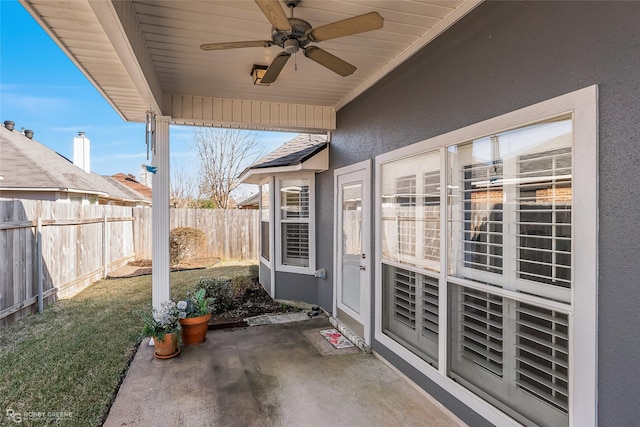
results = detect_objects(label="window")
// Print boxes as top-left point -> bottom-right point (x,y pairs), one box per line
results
380,152 -> 441,272
375,86 -> 597,427
446,117 -> 573,426
448,118 -> 573,302
260,181 -> 270,263
381,151 -> 441,366
382,264 -> 440,366
277,176 -> 315,273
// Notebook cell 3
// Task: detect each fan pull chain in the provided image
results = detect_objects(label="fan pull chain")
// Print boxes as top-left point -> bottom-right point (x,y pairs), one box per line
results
290,3 -> 297,71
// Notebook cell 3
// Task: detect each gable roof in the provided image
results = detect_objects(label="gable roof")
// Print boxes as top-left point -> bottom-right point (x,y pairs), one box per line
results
0,125 -> 149,205
249,134 -> 328,170
239,134 -> 329,184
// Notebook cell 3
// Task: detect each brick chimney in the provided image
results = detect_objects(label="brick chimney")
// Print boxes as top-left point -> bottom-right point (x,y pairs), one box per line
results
73,132 -> 91,173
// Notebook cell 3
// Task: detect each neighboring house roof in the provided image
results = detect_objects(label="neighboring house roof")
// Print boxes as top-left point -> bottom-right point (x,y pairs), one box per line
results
111,173 -> 152,199
239,134 -> 329,184
0,125 -> 150,205
236,192 -> 259,209
102,176 -> 151,204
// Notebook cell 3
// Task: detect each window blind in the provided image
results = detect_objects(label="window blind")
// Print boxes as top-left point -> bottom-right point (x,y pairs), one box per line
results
422,171 -> 440,263
516,148 -> 572,289
396,175 -> 417,257
461,162 -> 504,274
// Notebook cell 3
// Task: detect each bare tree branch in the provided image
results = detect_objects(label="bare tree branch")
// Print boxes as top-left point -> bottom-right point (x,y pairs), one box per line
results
170,160 -> 200,208
193,128 -> 264,209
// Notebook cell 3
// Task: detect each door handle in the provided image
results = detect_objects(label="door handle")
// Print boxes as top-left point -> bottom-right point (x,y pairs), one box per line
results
358,265 -> 366,271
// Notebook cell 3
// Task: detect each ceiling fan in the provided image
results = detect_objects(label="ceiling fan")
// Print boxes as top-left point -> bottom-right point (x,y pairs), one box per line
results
200,0 -> 384,84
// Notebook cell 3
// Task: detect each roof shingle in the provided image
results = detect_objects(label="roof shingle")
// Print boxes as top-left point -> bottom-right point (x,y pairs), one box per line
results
248,134 -> 328,170
0,125 -> 149,204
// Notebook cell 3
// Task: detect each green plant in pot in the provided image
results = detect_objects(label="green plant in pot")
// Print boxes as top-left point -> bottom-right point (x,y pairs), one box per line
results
177,288 -> 213,345
140,301 -> 181,359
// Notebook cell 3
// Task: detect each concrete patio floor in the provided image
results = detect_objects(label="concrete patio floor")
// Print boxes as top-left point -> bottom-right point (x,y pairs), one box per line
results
105,316 -> 464,427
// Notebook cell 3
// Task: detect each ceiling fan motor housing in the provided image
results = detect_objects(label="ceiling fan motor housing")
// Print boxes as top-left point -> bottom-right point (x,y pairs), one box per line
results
271,17 -> 311,49
284,0 -> 301,8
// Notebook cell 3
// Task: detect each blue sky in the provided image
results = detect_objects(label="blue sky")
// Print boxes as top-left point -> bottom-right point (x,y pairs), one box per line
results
0,0 -> 292,185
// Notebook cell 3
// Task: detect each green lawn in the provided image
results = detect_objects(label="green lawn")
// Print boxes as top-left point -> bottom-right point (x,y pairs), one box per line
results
0,262 -> 252,426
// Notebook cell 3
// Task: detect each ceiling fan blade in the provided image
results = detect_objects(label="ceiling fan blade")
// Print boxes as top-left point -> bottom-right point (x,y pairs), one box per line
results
255,0 -> 292,32
261,52 -> 291,84
307,11 -> 383,42
200,40 -> 273,51
304,46 -> 356,77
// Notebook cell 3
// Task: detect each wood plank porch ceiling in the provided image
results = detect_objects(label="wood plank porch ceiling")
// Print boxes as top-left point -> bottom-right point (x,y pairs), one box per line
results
20,0 -> 479,132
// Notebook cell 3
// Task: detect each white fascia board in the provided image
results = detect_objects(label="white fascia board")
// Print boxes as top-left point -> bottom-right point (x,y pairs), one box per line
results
0,187 -> 149,205
88,0 -> 164,114
240,165 -> 306,184
18,0 -> 130,121
0,187 -> 109,197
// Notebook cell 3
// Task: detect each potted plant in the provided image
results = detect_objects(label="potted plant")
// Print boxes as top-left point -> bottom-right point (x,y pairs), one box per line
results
177,288 -> 212,345
140,301 -> 182,359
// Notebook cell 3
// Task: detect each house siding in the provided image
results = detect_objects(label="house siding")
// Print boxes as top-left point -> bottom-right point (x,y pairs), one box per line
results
317,1 -> 640,425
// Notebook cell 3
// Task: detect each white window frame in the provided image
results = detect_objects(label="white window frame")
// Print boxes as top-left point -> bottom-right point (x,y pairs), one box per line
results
275,173 -> 316,275
259,178 -> 273,269
374,86 -> 598,427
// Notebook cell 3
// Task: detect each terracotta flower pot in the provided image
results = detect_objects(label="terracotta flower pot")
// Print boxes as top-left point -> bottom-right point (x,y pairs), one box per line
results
153,333 -> 180,359
179,313 -> 212,345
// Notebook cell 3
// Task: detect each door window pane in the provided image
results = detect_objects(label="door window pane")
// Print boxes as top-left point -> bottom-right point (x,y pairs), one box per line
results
260,182 -> 270,261
341,183 -> 362,313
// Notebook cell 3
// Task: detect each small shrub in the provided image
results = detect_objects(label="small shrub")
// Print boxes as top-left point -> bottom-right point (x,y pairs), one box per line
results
194,277 -> 234,314
169,227 -> 206,265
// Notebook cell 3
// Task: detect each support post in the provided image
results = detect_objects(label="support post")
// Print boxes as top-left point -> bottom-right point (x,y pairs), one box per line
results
152,116 -> 171,309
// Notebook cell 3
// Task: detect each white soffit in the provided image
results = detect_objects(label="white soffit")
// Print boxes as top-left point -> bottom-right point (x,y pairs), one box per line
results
20,0 -> 482,131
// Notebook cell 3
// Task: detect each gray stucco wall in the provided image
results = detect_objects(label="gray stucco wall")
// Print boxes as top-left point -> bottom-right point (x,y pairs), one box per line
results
317,1 -> 640,425
274,271 -> 318,304
259,261 -> 271,296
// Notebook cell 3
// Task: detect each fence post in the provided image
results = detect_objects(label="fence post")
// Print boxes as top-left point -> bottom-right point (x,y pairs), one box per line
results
103,213 -> 108,278
37,216 -> 43,313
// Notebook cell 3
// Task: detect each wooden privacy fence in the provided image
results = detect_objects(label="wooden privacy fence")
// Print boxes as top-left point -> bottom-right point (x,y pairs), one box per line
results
1,201 -> 259,327
133,208 -> 260,261
0,200 -> 135,327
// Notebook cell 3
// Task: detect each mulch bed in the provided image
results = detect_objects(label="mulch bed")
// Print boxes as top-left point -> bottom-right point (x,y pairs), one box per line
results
209,282 -> 302,328
109,259 -> 302,328
108,258 -> 221,279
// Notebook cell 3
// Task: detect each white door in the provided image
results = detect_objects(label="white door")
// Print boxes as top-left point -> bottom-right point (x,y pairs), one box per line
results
334,161 -> 371,344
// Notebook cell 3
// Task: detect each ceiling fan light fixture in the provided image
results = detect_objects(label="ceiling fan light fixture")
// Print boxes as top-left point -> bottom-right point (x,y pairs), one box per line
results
251,64 -> 270,86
